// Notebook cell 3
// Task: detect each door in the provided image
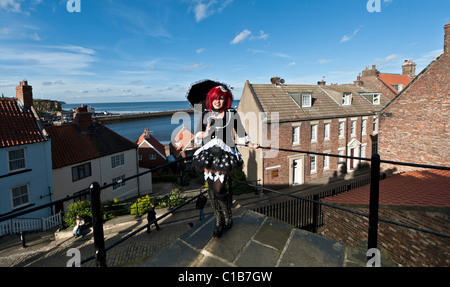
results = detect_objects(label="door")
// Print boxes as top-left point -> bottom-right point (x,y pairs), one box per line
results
293,159 -> 303,185
350,148 -> 355,169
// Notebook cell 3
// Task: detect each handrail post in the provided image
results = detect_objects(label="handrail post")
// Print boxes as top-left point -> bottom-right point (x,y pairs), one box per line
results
368,153 -> 380,251
90,182 -> 107,267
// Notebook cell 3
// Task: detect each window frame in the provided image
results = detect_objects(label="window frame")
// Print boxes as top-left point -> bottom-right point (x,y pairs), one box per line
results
342,93 -> 352,106
72,162 -> 92,182
292,126 -> 300,145
310,155 -> 316,173
310,124 -> 317,142
324,123 -> 330,140
112,175 -> 126,190
338,120 -> 345,139
8,148 -> 26,172
302,93 -> 312,108
11,184 -> 29,209
111,154 -> 125,169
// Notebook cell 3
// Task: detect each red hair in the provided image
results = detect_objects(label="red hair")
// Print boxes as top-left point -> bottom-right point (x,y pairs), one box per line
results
205,85 -> 233,112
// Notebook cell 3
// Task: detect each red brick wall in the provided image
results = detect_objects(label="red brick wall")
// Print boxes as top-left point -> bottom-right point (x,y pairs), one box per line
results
138,148 -> 166,169
262,116 -> 377,188
321,205 -> 450,266
378,52 -> 450,172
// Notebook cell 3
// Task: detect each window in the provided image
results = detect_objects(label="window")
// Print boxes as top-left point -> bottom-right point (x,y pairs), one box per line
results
351,120 -> 356,137
361,144 -> 366,160
324,123 -> 330,140
342,93 -> 352,106
373,94 -> 380,105
310,156 -> 316,173
112,175 -> 126,190
362,119 -> 367,135
373,117 -> 378,133
292,126 -> 300,144
11,184 -> 29,208
302,94 -> 312,108
271,169 -> 279,178
111,154 -> 125,168
323,155 -> 329,170
149,154 -> 156,160
338,120 -> 345,138
338,148 -> 345,164
139,154 -> 142,161
392,84 -> 403,92
72,163 -> 92,182
311,124 -> 317,142
8,149 -> 26,171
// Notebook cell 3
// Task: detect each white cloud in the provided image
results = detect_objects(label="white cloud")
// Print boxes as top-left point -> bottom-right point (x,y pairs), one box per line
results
230,29 -> 251,45
318,59 -> 333,64
196,48 -> 206,54
258,30 -> 269,40
384,54 -> 401,61
0,45 -> 97,75
0,0 -> 21,13
288,62 -> 296,67
340,27 -> 362,43
191,0 -> 234,22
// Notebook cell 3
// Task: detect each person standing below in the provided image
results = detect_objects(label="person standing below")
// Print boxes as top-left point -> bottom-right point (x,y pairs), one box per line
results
192,85 -> 259,238
196,193 -> 207,221
147,203 -> 160,233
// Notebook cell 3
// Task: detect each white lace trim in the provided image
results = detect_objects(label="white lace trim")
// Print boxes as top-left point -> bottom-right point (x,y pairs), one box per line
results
193,138 -> 242,157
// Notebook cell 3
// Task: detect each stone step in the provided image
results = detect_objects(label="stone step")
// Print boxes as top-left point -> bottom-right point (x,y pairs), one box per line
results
138,209 -> 372,267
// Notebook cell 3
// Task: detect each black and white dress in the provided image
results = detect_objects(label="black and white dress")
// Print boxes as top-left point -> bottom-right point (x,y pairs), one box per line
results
192,109 -> 250,173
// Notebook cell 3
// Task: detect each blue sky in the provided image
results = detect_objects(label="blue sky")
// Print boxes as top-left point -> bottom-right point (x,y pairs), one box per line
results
0,0 -> 449,104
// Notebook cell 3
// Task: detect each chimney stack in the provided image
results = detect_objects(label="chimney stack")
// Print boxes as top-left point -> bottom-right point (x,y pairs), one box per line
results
16,81 -> 33,107
402,60 -> 416,78
361,65 -> 378,78
445,22 -> 450,54
73,105 -> 92,133
270,76 -> 281,86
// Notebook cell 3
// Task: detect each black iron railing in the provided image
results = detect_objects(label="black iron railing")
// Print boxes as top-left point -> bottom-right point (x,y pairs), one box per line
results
1,145 -> 449,267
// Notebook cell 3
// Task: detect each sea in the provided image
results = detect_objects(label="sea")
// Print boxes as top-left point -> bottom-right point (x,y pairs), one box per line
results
62,100 -> 240,145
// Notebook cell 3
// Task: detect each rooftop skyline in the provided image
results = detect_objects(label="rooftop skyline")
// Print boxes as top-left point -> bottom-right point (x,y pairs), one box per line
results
0,0 -> 449,104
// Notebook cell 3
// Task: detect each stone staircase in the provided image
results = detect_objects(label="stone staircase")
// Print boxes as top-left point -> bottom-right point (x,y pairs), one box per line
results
138,209 -> 373,267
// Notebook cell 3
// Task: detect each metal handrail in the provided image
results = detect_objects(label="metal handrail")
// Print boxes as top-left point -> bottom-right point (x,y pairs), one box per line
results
1,143 -> 448,267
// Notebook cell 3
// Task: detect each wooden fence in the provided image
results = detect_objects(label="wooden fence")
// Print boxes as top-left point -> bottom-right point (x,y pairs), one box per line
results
0,212 -> 62,236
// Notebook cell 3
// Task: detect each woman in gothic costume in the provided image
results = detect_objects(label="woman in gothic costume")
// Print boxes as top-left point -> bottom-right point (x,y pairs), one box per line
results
192,85 -> 259,238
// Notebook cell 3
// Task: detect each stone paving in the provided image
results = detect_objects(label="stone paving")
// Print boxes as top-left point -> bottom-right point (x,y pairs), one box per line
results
0,209 -> 197,267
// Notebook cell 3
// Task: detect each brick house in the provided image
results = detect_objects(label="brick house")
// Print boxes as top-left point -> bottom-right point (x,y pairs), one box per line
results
168,125 -> 195,170
136,128 -> 167,170
237,78 -> 390,189
354,61 -> 415,100
0,81 -> 54,219
46,105 -> 152,209
378,23 -> 450,173
320,169 -> 450,267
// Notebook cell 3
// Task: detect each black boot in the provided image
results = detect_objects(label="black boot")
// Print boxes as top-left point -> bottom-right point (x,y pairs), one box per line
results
213,199 -> 224,238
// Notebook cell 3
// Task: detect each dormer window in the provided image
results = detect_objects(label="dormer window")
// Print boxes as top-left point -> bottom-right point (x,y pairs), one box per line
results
373,94 -> 380,105
288,92 -> 313,108
392,84 -> 403,92
302,93 -> 312,108
342,93 -> 352,106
